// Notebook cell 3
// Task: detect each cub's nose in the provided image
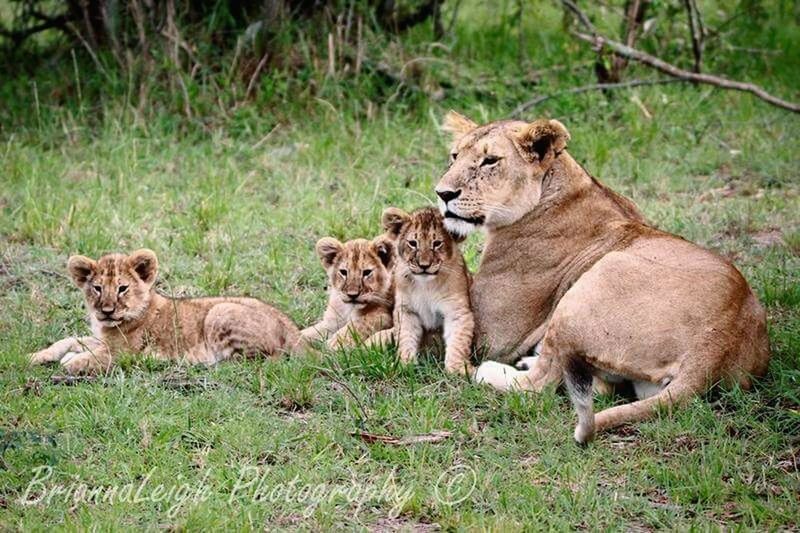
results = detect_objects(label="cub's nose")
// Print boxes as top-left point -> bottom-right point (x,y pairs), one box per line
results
436,189 -> 461,203
418,261 -> 431,270
345,291 -> 359,301
101,305 -> 116,314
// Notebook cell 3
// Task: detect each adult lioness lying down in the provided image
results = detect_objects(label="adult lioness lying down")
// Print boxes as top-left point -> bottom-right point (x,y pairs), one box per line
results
436,111 -> 770,443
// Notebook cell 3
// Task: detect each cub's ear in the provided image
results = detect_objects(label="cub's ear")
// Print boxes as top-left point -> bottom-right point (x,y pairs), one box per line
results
381,207 -> 410,238
514,119 -> 570,163
67,255 -> 97,288
316,237 -> 343,268
442,110 -> 478,143
127,249 -> 159,284
372,236 -> 395,268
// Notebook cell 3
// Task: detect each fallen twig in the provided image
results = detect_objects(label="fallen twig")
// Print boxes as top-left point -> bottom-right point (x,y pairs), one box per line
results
159,375 -> 218,392
51,375 -> 98,385
352,430 -> 452,446
561,0 -> 800,114
511,78 -> 683,117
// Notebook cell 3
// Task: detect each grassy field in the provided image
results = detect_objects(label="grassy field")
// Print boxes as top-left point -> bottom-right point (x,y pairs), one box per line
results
1,1 -> 799,530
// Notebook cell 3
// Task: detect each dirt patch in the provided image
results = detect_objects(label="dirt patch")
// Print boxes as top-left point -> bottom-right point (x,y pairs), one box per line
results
369,516 -> 440,532
750,228 -> 784,248
775,446 -> 800,473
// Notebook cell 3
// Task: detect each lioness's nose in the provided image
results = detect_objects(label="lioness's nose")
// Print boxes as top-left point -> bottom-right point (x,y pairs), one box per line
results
436,189 -> 461,203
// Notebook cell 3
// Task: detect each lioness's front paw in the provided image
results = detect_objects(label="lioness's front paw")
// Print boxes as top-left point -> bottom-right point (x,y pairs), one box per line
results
515,356 -> 539,371
61,352 -> 105,375
474,361 -> 527,391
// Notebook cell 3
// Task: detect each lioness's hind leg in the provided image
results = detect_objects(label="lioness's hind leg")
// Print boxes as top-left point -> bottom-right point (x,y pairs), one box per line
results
564,356 -> 596,444
594,378 -> 699,435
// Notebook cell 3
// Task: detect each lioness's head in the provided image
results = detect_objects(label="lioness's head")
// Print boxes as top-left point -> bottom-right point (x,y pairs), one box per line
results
435,110 -> 570,236
315,237 -> 394,307
382,206 -> 461,278
68,249 -> 158,328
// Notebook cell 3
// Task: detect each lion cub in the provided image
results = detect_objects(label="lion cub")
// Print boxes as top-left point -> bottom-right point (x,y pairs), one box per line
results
371,207 -> 474,375
29,249 -> 301,374
301,236 -> 395,349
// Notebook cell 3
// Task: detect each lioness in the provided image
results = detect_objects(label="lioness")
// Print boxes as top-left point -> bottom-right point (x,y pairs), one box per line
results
301,236 -> 394,348
436,111 -> 770,443
369,207 -> 474,375
29,249 -> 301,374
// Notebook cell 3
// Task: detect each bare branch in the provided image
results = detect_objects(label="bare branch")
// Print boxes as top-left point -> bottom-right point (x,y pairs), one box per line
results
561,0 -> 800,114
683,0 -> 704,73
512,78 -> 684,117
610,0 -> 648,81
0,14 -> 70,46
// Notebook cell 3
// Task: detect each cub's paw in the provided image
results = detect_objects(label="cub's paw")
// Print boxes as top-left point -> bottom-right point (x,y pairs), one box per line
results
326,337 -> 345,351
29,349 -> 66,365
61,352 -> 105,375
445,361 -> 475,376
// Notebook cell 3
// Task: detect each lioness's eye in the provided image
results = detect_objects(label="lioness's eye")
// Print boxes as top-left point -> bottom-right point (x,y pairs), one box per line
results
92,285 -> 102,293
362,269 -> 373,278
481,156 -> 500,167
407,239 -> 417,249
118,285 -> 129,294
338,268 -> 348,277
433,240 -> 443,250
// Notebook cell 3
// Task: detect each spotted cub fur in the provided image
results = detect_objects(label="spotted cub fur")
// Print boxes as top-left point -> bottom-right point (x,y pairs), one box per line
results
29,249 -> 300,374
301,236 -> 394,349
370,207 -> 474,375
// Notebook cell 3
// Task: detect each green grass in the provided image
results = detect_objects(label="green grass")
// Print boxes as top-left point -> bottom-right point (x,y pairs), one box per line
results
1,1 -> 799,529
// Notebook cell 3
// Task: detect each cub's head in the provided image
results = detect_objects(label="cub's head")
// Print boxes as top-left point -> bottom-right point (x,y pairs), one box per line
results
315,237 -> 393,307
435,110 -> 570,236
68,249 -> 158,328
382,207 -> 461,278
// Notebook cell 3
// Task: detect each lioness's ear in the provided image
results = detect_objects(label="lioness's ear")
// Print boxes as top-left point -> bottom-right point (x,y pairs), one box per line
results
515,119 -> 570,163
316,237 -> 343,269
67,255 -> 96,288
442,110 -> 478,143
127,249 -> 159,284
381,207 -> 410,238
372,236 -> 395,268
446,228 -> 467,244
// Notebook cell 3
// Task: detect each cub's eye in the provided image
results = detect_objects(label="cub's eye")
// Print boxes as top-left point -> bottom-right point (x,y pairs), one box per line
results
338,268 -> 348,277
362,269 -> 373,278
481,156 -> 501,167
407,239 -> 418,249
92,285 -> 102,294
449,152 -> 458,163
432,240 -> 443,250
118,285 -> 129,295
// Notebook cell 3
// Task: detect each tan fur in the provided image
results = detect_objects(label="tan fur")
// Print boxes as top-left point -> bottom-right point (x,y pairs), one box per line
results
301,236 -> 394,349
368,207 -> 474,375
29,249 -> 301,374
436,112 -> 770,442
